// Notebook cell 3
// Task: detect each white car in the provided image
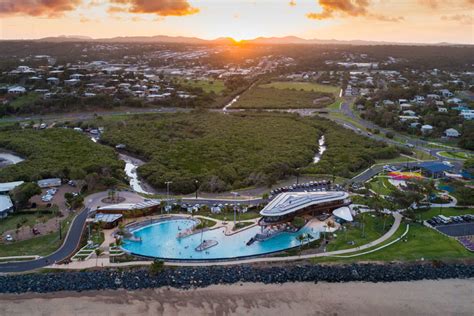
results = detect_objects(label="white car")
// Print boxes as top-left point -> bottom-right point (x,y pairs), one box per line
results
5,234 -> 13,242
42,195 -> 53,202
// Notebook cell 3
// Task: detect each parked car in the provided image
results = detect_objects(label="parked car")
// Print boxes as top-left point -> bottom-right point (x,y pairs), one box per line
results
5,234 -> 13,242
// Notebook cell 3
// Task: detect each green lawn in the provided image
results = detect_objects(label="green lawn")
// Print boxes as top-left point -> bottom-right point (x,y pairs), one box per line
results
327,213 -> 394,252
438,151 -> 472,160
10,93 -> 40,109
327,112 -> 368,131
415,207 -> 473,221
177,78 -> 226,95
258,81 -> 341,110
368,176 -> 397,196
0,208 -> 58,235
375,155 -> 417,164
353,223 -> 473,261
313,221 -> 473,263
259,81 -> 340,94
234,83 -> 335,109
327,99 -> 343,110
0,212 -> 75,257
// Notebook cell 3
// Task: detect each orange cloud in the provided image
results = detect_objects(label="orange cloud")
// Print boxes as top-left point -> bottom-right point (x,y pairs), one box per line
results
306,0 -> 402,22
289,0 -> 297,6
109,0 -> 199,16
307,0 -> 369,19
419,0 -> 474,8
0,0 -> 81,17
442,14 -> 473,25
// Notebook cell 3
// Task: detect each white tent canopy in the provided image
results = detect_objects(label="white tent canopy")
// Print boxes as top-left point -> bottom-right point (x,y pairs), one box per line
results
332,206 -> 354,222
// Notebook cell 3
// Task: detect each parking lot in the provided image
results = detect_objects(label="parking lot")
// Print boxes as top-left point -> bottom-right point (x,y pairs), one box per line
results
426,214 -> 474,237
30,184 -> 80,212
268,180 -> 342,199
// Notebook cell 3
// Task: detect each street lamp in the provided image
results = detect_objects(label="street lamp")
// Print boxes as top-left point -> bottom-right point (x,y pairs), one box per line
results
194,180 -> 199,200
165,181 -> 172,212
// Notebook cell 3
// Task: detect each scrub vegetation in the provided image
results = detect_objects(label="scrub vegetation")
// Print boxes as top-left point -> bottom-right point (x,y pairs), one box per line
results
0,128 -> 124,183
98,112 -> 399,194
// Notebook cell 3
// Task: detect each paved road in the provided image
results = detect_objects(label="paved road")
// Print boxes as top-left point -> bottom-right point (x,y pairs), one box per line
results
0,207 -> 89,273
339,101 -> 473,160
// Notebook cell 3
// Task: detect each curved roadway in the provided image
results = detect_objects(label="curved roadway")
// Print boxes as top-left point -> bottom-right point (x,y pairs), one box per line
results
0,207 -> 89,273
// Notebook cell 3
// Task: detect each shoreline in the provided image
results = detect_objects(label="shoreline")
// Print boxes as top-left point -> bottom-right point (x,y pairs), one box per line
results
1,262 -> 473,294
0,279 -> 472,315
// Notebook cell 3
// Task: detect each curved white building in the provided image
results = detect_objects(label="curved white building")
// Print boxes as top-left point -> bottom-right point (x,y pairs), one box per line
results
259,191 -> 350,226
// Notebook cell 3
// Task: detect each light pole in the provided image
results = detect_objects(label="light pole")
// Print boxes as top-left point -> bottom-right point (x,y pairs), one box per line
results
165,181 -> 172,213
194,180 -> 199,200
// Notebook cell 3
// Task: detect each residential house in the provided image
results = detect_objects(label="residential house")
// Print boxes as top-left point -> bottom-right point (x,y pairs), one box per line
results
460,110 -> 474,120
421,124 -> 433,134
444,128 -> 460,138
440,89 -> 454,98
403,110 -> 416,116
447,97 -> 462,105
0,195 -> 14,219
7,86 -> 26,94
426,94 -> 441,100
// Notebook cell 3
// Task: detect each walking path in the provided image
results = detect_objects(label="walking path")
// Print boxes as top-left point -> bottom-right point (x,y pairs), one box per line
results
47,213 -> 402,270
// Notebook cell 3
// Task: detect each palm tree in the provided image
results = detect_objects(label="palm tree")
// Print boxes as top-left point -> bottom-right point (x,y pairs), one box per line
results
95,248 -> 104,267
115,237 -> 123,248
296,233 -> 307,255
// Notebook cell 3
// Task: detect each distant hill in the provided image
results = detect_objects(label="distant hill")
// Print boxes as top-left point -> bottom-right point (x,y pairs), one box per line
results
37,35 -> 93,42
32,35 -> 469,46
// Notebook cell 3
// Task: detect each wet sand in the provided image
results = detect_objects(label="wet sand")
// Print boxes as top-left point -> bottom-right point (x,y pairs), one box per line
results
0,279 -> 472,316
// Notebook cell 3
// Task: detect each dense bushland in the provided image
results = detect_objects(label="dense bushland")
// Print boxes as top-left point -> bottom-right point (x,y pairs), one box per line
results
99,112 -> 399,193
0,128 -> 124,183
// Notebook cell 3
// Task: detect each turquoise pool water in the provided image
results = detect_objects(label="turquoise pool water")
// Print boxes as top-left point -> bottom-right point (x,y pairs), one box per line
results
121,219 -> 320,260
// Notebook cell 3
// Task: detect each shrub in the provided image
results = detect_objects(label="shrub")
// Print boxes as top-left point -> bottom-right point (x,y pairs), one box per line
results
149,259 -> 164,275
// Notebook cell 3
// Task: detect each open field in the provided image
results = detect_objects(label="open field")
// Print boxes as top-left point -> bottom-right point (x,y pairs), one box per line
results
258,82 -> 342,111
0,128 -> 124,183
327,213 -> 394,252
0,212 -> 75,257
259,81 -> 340,94
314,219 -> 473,263
0,208 -> 58,235
176,78 -> 226,95
9,93 -> 40,109
417,207 -> 473,221
233,81 -> 335,109
368,176 -> 397,196
438,151 -> 472,160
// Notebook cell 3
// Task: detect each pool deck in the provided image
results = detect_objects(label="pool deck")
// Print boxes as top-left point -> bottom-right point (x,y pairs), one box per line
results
47,213 -> 402,270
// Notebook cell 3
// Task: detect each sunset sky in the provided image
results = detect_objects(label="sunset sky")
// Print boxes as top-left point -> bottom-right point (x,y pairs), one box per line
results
0,0 -> 473,43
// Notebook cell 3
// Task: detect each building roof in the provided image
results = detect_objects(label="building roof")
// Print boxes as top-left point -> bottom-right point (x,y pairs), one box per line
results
94,213 -> 123,223
98,199 -> 161,211
332,206 -> 354,222
0,181 -> 24,193
260,191 -> 349,217
419,161 -> 453,173
0,195 -> 13,213
37,178 -> 61,188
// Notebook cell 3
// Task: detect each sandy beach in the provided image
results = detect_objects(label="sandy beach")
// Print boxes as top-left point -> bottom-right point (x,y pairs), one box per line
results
0,279 -> 472,316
